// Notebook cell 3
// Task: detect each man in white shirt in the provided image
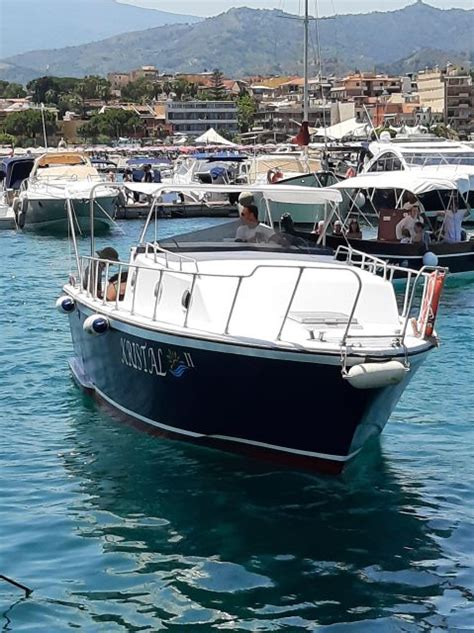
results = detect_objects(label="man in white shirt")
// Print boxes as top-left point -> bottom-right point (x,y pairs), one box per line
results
439,194 -> 468,243
395,203 -> 423,241
235,204 -> 274,243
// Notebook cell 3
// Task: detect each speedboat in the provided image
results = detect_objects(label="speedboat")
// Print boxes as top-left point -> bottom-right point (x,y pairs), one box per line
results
56,183 -> 446,474
17,152 -> 117,233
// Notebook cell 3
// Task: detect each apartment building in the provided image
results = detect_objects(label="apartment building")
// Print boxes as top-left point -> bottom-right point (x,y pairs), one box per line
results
416,68 -> 445,114
444,65 -> 473,135
166,101 -> 238,136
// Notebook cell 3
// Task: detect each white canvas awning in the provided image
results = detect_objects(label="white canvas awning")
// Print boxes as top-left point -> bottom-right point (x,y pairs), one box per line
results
194,128 -> 237,146
311,118 -> 368,140
331,171 -> 471,195
123,182 -> 342,204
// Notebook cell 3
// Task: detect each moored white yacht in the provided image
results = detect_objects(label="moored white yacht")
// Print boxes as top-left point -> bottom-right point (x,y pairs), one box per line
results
17,152 -> 117,233
57,183 -> 446,474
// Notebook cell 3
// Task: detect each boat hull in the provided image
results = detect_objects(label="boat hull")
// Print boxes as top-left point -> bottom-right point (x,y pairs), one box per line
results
326,235 -> 474,277
21,195 -> 116,233
66,302 -> 427,474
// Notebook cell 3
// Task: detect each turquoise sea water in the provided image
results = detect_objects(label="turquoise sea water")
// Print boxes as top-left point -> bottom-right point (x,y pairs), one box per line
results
1,220 -> 473,632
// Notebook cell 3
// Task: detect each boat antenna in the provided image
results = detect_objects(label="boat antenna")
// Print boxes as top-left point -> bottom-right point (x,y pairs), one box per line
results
40,103 -> 48,149
363,103 -> 379,141
303,0 -> 309,124
314,0 -> 328,153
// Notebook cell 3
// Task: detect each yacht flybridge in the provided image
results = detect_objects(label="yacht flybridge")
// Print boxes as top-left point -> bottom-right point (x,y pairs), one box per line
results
57,183 -> 446,474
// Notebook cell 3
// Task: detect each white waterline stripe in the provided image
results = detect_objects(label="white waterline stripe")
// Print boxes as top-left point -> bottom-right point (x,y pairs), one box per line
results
209,434 -> 361,462
96,387 -> 205,438
95,386 -> 355,463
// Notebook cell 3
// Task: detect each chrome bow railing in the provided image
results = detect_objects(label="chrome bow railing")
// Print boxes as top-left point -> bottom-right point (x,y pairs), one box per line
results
72,250 -> 443,349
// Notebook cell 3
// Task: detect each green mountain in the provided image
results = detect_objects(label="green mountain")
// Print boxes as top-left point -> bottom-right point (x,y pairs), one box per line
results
0,2 -> 472,82
0,0 -> 200,58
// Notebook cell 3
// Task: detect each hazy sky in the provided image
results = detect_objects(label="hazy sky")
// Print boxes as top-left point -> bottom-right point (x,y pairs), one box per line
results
119,0 -> 474,18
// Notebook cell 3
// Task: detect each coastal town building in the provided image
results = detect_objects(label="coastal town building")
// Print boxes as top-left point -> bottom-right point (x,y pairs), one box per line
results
416,68 -> 445,114
416,64 -> 473,135
107,66 -> 160,96
166,100 -> 238,137
444,64 -> 473,135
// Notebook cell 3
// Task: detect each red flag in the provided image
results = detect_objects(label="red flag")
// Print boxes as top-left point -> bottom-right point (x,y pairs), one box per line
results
291,121 -> 310,146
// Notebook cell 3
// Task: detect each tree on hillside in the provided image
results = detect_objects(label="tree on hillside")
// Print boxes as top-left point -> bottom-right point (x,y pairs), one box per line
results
79,109 -> 141,141
2,109 -> 57,144
236,93 -> 257,133
121,78 -> 156,104
172,78 -> 198,101
57,94 -> 83,118
210,69 -> 226,101
0,132 -> 15,146
27,76 -> 81,104
0,81 -> 26,99
27,76 -> 57,104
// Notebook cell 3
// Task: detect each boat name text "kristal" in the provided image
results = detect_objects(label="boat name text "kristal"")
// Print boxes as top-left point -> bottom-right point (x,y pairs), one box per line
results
120,337 -> 194,378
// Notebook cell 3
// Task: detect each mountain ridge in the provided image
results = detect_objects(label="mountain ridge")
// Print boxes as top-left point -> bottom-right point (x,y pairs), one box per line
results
0,3 -> 472,82
0,0 -> 200,58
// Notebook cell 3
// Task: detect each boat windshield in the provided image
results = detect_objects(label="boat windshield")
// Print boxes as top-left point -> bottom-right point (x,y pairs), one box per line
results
402,151 -> 474,166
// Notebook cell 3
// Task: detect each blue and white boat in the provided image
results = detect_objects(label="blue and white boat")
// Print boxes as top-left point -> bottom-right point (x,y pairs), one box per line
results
57,183 -> 446,474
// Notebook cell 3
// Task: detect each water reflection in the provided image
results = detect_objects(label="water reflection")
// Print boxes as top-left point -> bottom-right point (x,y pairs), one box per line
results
48,402 -> 466,631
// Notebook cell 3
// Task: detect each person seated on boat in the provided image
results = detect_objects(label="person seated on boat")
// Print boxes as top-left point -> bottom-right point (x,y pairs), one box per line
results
396,202 -> 423,241
346,219 -> 362,240
83,246 -> 119,299
106,269 -> 129,302
400,228 -> 411,244
412,221 -> 430,249
438,193 -> 468,243
333,220 -> 344,237
235,203 -> 274,243
269,213 -> 307,248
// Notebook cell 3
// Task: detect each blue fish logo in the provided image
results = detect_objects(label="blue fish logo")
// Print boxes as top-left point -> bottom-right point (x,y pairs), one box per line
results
169,362 -> 190,378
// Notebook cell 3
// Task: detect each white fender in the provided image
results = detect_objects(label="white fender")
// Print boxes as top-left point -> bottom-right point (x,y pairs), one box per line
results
345,361 -> 407,389
56,295 -> 76,314
83,314 -> 110,336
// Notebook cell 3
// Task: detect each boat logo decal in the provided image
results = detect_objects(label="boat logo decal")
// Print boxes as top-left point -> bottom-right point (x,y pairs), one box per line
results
120,337 -> 194,378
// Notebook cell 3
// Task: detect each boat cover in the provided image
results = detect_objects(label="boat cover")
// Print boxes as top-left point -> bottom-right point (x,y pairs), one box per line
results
331,171 -> 471,195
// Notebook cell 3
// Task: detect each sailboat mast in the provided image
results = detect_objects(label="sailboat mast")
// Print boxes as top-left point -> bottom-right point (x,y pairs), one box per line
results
303,0 -> 309,122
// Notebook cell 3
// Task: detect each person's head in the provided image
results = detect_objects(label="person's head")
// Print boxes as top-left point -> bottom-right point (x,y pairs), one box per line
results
333,220 -> 342,234
409,203 -> 420,218
349,219 -> 360,232
240,204 -> 259,225
316,220 -> 325,235
144,164 -> 151,172
405,192 -> 417,205
401,228 -> 411,239
97,246 -> 119,262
